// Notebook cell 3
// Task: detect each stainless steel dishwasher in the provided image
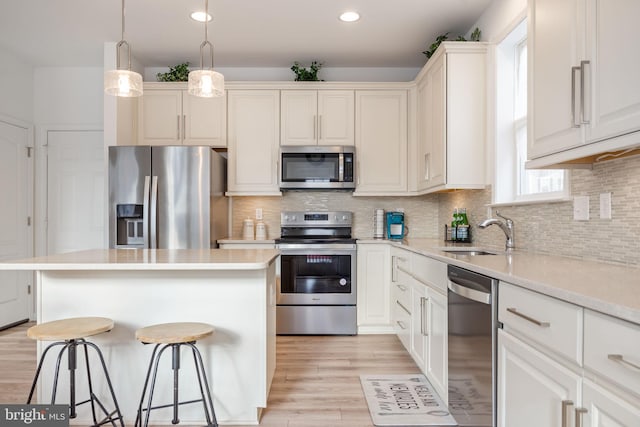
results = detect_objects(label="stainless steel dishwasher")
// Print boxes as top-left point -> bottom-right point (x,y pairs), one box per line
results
447,265 -> 499,427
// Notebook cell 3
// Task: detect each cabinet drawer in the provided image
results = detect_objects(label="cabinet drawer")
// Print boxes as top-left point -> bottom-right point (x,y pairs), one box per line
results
411,253 -> 447,293
499,282 -> 583,366
584,309 -> 640,397
393,298 -> 411,351
392,280 -> 412,313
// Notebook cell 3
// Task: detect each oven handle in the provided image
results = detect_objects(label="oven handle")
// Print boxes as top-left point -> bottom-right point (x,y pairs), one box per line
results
278,245 -> 356,253
448,280 -> 491,305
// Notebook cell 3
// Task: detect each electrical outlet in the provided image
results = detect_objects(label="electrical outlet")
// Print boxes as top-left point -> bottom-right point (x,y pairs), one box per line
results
255,208 -> 263,220
600,192 -> 612,219
573,196 -> 590,221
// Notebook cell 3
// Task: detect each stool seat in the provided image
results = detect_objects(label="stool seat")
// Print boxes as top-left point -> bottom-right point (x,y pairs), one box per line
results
27,317 -> 114,341
135,322 -> 214,344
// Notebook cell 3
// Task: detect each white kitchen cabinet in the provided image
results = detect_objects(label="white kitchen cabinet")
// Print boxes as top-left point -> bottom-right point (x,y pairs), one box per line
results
426,289 -> 447,399
280,90 -> 354,146
410,281 -> 428,370
227,90 -> 281,195
497,329 -> 582,427
138,85 -> 226,147
498,282 -> 640,426
391,247 -> 412,351
414,42 -> 487,193
357,243 -> 393,334
527,0 -> 640,166
354,90 -> 408,195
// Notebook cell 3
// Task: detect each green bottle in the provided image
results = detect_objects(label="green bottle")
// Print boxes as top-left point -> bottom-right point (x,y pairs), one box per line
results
457,208 -> 469,241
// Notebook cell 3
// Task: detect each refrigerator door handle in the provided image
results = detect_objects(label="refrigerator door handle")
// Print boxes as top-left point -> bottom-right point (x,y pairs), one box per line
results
143,176 -> 151,249
150,176 -> 159,249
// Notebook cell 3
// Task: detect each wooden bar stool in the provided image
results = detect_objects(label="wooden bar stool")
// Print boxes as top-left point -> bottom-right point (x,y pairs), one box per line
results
27,316 -> 124,427
134,322 -> 218,427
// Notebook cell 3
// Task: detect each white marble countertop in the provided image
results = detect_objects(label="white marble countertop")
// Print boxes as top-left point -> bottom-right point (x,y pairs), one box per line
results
358,238 -> 640,325
0,249 -> 280,271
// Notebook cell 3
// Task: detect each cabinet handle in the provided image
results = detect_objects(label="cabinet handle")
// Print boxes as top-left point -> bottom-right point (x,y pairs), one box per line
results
561,400 -> 573,427
396,300 -> 410,315
580,60 -> 590,124
608,354 -> 640,372
396,284 -> 407,292
183,115 -> 186,139
397,265 -> 412,276
571,66 -> 581,128
396,320 -> 407,330
176,115 -> 181,139
506,307 -> 550,327
313,115 -> 317,140
425,153 -> 430,180
575,408 -> 588,427
421,296 -> 429,336
319,115 -> 322,139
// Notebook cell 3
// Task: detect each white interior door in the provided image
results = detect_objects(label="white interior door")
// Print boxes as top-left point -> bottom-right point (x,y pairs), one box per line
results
46,130 -> 105,254
0,120 -> 32,328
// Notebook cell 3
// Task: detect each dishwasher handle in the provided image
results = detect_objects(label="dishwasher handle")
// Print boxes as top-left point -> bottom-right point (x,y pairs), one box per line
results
448,280 -> 492,304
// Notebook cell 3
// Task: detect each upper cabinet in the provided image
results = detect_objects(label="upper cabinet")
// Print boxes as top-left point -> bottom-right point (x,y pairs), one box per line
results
527,0 -> 640,167
280,90 -> 354,146
414,42 -> 488,193
138,83 -> 226,147
227,90 -> 281,196
354,90 -> 408,195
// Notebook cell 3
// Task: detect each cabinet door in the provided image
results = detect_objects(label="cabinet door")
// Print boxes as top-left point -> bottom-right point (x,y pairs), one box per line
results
355,90 -> 408,194
280,90 -> 317,146
139,90 -> 182,145
528,0 -> 584,159
498,329 -> 581,427
426,290 -> 447,400
418,57 -> 446,190
411,282 -> 428,371
183,93 -> 226,147
356,244 -> 391,332
582,379 -> 640,427
318,90 -> 354,146
227,90 -> 281,195
585,0 -> 640,144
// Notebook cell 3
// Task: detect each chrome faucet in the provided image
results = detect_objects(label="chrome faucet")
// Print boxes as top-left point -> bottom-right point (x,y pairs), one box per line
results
479,211 -> 515,251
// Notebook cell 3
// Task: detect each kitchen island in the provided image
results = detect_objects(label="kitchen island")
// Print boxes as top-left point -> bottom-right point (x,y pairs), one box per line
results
0,248 -> 279,426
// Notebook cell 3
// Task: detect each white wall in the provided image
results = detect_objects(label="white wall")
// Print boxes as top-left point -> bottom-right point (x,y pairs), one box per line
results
33,67 -> 103,125
469,0 -> 527,42
0,47 -> 33,123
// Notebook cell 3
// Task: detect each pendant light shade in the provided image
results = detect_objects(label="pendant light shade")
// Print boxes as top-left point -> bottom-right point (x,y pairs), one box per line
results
188,0 -> 224,97
104,0 -> 143,97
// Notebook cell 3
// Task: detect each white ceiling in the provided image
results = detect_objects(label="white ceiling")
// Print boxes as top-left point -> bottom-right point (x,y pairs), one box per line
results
0,0 -> 493,69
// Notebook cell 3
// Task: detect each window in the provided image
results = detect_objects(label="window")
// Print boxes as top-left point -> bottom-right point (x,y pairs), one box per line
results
493,19 -> 568,205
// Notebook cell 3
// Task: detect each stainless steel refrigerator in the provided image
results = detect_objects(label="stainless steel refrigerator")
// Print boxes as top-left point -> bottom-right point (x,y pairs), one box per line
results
108,146 -> 227,249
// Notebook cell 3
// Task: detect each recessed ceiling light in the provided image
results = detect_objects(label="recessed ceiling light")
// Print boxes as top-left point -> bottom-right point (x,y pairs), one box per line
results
339,11 -> 360,22
190,11 -> 212,22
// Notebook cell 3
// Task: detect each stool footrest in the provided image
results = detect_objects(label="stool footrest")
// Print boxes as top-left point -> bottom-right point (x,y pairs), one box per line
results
138,398 -> 206,413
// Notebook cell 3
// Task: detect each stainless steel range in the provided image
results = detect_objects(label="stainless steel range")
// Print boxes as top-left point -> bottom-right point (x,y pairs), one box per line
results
275,211 -> 357,335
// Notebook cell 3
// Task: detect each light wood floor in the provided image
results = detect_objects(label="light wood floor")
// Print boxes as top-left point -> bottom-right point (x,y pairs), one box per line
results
0,323 -> 419,426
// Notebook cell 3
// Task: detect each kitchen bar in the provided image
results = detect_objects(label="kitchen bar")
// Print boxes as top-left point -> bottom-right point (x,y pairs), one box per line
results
0,248 -> 279,425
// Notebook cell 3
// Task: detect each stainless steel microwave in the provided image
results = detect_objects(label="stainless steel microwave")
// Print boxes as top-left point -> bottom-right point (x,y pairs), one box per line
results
279,145 -> 355,190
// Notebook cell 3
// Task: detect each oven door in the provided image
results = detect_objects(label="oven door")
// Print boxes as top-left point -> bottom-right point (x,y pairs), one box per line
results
277,244 -> 356,305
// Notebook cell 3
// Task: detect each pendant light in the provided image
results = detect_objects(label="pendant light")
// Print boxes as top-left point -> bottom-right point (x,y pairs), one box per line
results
104,0 -> 143,97
188,0 -> 224,97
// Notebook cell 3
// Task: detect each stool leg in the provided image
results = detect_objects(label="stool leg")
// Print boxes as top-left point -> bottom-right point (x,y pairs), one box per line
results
135,344 -> 161,427
68,340 -> 77,419
82,340 -> 125,427
80,339 -> 99,426
187,343 -> 218,427
51,342 -> 72,407
27,341 -> 66,404
143,344 -> 172,427
172,344 -> 180,425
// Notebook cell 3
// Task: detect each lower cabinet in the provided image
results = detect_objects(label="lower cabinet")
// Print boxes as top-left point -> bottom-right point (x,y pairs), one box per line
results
497,329 -> 581,427
357,243 -> 392,333
390,247 -> 448,400
498,282 -> 640,426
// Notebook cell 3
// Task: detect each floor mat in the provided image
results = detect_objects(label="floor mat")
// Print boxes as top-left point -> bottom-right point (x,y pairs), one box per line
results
360,374 -> 457,426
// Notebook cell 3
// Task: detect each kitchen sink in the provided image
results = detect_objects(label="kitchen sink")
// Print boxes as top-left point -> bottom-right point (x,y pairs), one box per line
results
440,248 -> 499,256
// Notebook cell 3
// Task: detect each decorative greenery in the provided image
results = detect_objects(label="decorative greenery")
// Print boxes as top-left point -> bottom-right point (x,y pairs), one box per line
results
291,61 -> 323,81
156,62 -> 190,82
422,27 -> 482,59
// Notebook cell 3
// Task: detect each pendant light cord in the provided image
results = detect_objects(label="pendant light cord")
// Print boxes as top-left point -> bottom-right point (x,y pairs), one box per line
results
121,0 -> 125,42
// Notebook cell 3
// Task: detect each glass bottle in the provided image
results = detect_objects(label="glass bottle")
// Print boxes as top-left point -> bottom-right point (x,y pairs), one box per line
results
457,208 -> 469,241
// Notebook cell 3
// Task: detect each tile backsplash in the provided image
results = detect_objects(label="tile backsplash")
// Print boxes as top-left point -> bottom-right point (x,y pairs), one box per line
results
230,154 -> 640,266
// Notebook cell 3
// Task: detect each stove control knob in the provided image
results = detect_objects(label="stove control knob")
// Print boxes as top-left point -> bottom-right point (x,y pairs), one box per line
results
342,215 -> 348,221
339,278 -> 347,286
